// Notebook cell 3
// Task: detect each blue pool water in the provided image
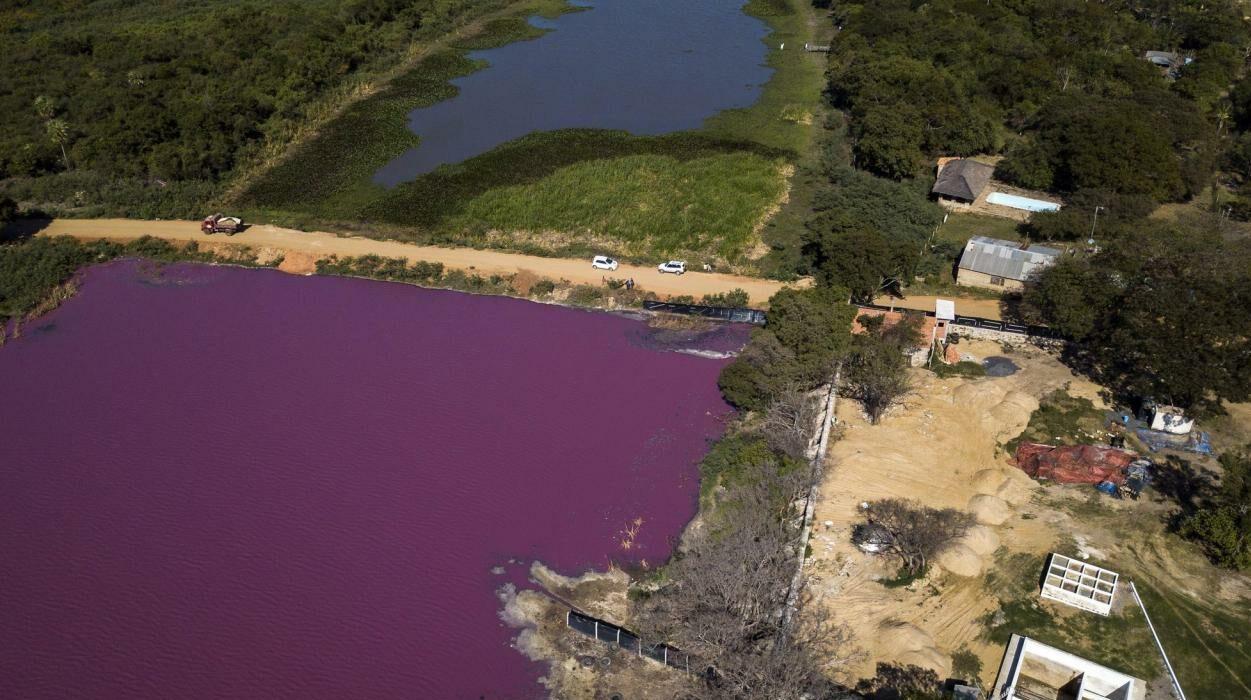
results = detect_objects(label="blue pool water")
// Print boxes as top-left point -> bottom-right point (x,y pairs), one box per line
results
987,191 -> 1062,212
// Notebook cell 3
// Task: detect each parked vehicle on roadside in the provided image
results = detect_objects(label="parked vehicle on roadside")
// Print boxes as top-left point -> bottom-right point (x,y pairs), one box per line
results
201,213 -> 243,235
591,255 -> 619,271
657,260 -> 686,275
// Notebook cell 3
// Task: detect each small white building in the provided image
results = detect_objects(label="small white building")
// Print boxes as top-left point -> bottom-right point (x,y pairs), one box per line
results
991,634 -> 1146,700
1040,553 -> 1118,617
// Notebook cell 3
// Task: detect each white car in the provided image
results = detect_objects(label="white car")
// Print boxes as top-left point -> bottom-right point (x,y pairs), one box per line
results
591,255 -> 619,271
657,260 -> 686,275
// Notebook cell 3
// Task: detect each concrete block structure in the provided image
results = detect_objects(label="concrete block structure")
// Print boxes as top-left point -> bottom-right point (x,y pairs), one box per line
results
1040,553 -> 1118,616
991,634 -> 1145,700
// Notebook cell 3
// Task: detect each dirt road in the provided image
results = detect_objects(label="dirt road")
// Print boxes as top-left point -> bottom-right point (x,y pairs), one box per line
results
25,219 -> 798,305
871,293 -> 1005,320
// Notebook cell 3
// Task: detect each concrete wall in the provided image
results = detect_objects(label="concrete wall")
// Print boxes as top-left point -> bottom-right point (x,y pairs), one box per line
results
955,268 -> 1025,293
948,324 -> 1066,351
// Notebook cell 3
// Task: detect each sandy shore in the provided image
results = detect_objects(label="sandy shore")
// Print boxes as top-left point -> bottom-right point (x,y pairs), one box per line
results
21,218 -> 799,306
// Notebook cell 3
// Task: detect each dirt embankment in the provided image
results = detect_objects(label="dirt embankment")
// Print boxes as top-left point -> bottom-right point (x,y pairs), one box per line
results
23,219 -> 800,306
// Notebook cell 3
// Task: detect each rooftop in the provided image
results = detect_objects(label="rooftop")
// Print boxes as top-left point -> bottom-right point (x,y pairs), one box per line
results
933,158 -> 995,202
958,236 -> 1061,282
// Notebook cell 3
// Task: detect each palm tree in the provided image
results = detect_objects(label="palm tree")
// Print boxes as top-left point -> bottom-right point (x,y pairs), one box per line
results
46,118 -> 71,171
34,96 -> 71,171
33,95 -> 55,122
1216,103 -> 1232,138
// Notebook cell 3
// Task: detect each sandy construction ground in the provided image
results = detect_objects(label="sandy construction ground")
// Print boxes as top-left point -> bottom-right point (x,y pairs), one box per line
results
19,218 -> 800,306
806,339 -> 1101,685
871,293 -> 1005,321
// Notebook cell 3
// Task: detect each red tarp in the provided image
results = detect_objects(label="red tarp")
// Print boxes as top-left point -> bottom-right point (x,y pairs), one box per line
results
1012,443 -> 1136,485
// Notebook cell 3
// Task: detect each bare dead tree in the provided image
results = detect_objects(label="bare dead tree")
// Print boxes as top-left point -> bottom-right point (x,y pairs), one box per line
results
633,461 -> 854,699
759,386 -> 821,460
856,498 -> 974,575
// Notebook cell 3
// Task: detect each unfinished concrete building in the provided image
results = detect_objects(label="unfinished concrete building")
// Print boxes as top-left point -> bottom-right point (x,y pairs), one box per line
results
1040,553 -> 1119,617
991,634 -> 1145,700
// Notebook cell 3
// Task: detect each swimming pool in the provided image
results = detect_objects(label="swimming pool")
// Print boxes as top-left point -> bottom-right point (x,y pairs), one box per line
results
987,191 -> 1061,212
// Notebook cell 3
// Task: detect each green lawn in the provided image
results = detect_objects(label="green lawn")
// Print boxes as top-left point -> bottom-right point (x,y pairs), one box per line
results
235,0 -> 823,265
936,213 -> 1023,247
1133,581 -> 1251,698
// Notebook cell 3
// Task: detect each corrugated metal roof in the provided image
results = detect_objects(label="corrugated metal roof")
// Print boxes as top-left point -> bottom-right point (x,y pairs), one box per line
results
958,236 -> 1060,281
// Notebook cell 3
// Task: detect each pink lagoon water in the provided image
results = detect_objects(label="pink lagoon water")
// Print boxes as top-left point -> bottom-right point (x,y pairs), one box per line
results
0,261 -> 740,698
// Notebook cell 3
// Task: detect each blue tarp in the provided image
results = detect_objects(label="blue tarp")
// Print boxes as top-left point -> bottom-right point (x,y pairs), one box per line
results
1135,428 -> 1213,456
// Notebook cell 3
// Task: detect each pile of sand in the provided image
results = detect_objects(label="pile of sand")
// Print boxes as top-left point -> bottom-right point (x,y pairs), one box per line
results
961,525 -> 1001,555
971,468 -> 1011,495
970,465 -> 1038,506
937,544 -> 984,577
938,524 -> 1004,578
877,620 -> 951,677
996,468 -> 1038,505
968,494 -> 1012,525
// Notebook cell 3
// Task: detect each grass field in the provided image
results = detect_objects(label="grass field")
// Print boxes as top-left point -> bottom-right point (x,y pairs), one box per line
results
447,151 -> 786,260
936,213 -> 1022,247
235,0 -> 825,266
1134,580 -> 1251,697
980,550 -> 1161,681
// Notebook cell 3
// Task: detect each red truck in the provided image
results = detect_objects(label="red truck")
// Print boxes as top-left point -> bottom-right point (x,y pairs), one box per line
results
201,213 -> 243,235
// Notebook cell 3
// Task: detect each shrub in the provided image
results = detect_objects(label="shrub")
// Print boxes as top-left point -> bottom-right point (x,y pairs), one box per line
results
930,360 -> 986,379
700,288 -> 750,308
566,284 -> 605,306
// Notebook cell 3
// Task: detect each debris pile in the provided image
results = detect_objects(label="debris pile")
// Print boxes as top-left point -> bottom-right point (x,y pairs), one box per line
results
1012,443 -> 1137,485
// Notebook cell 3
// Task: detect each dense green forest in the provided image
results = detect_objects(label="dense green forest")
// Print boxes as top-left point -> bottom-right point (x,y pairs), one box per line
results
827,0 -> 1247,192
0,0 -> 501,217
798,0 -> 1251,296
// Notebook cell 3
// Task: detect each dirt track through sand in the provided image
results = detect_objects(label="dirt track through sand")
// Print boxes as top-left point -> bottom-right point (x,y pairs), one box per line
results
22,219 -> 798,305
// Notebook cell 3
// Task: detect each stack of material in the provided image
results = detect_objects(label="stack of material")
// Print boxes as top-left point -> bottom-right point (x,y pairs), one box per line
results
1012,443 -> 1137,485
1135,428 -> 1213,456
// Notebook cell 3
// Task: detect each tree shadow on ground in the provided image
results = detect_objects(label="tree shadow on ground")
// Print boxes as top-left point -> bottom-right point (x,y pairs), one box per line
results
1,217 -> 54,243
1152,454 -> 1218,510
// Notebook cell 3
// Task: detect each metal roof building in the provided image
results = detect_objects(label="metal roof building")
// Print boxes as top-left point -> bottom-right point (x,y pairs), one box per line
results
958,236 -> 1060,283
